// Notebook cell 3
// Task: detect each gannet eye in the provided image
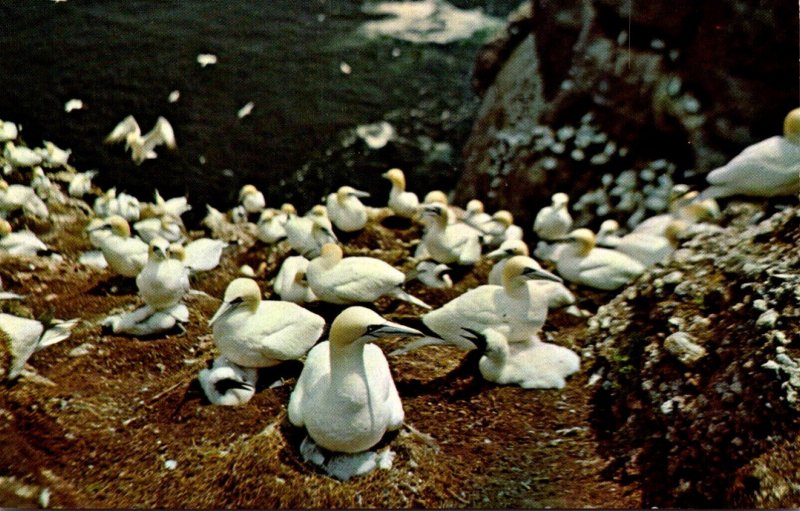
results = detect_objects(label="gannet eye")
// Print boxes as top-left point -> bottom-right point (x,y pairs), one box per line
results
364,324 -> 384,337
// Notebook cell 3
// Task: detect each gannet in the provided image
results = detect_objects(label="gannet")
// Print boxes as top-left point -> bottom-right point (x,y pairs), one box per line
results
196,53 -> 218,67
237,101 -> 255,119
483,210 -> 523,247
273,255 -> 317,303
632,198 -> 719,237
307,243 -> 430,308
0,121 -> 18,142
202,204 -> 228,233
463,328 -> 580,390
198,356 -> 257,406
533,192 -> 572,241
0,219 -> 48,256
151,190 -> 192,218
91,215 -> 149,277
1,314 -> 78,380
285,205 -> 337,258
256,208 -> 288,244
208,278 -> 325,368
182,238 -> 226,272
40,141 -> 71,167
67,170 -> 97,198
382,168 -> 419,218
133,214 -> 185,244
64,98 -> 84,112
105,115 -> 177,165
393,256 -> 563,355
0,180 -> 49,219
239,184 -> 266,214
601,219 -> 687,268
326,185 -> 370,232
422,189 -> 448,205
101,189 -> 140,221
30,167 -> 65,204
168,90 -> 180,103
136,238 -> 190,310
102,302 -> 188,336
418,202 -> 481,265
596,219 -> 623,247
406,260 -> 453,289
699,107 -> 800,199
462,199 -> 493,233
3,142 -> 42,168
288,306 -> 423,454
555,228 -> 646,291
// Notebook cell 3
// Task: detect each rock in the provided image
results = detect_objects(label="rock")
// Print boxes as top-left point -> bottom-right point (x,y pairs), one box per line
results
756,309 -> 779,330
663,332 -> 706,367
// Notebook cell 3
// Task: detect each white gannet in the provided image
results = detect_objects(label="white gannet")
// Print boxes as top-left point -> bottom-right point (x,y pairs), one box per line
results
102,302 -> 189,336
237,101 -> 255,119
239,184 -> 266,214
463,328 -> 580,390
3,142 -> 42,168
382,168 -> 419,218
482,210 -> 523,247
105,115 -> 177,165
418,202 -> 481,265
601,219 -> 687,268
133,214 -> 185,244
2,314 -> 78,380
168,90 -> 180,103
90,215 -> 149,277
0,180 -> 49,219
30,167 -> 54,200
0,120 -> 18,142
393,256 -> 563,355
136,238 -> 190,310
198,356 -> 257,406
288,306 -> 422,458
64,98 -> 85,112
208,278 -> 325,368
285,205 -> 338,258
406,260 -> 453,289
555,228 -> 646,291
273,255 -> 317,303
256,208 -> 288,244
202,204 -> 228,233
68,170 -> 98,198
0,219 -> 48,256
631,198 -> 719,237
596,219 -> 623,247
196,53 -> 218,67
462,199 -> 493,233
182,238 -> 226,272
151,190 -> 192,219
700,107 -> 800,199
356,120 -> 396,149
307,243 -> 430,309
326,185 -> 370,232
533,192 -> 572,241
40,141 -> 71,168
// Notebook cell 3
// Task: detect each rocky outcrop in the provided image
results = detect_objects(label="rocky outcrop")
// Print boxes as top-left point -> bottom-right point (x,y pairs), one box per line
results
455,0 -> 798,231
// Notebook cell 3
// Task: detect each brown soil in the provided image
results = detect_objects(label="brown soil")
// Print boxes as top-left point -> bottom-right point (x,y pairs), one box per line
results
0,201 -> 641,508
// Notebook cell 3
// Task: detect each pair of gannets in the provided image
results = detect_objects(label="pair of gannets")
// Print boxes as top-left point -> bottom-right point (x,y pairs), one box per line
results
273,255 -> 317,303
533,192 -> 573,241
2,313 -> 79,380
239,184 -> 266,214
307,243 -> 430,309
285,205 -> 338,258
631,195 -> 719,237
105,115 -> 177,165
326,185 -> 370,232
555,228 -> 645,291
0,180 -> 49,219
133,214 -> 185,244
700,107 -> 800,199
93,188 -> 141,221
256,204 -> 294,244
418,202 -> 481,265
0,219 -> 48,256
382,168 -> 419,218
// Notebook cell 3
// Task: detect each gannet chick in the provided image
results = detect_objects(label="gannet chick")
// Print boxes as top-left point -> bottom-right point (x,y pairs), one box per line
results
3,142 -> 42,168
406,260 -> 453,289
105,115 -> 177,165
326,185 -> 370,232
418,202 -> 481,265
102,302 -> 188,336
182,238 -> 226,272
486,239 -> 530,285
239,184 -> 266,214
465,328 -> 580,390
133,214 -> 185,243
483,210 -> 523,247
0,120 -> 18,142
700,107 -> 800,199
0,180 -> 49,219
273,255 -> 317,303
68,170 -> 97,198
288,306 -> 423,456
1,314 -> 78,380
382,168 -> 419,218
307,243 -> 431,309
208,278 -> 325,368
285,205 -> 337,258
256,208 -> 288,244
533,192 -> 572,241
555,228 -> 645,291
393,256 -> 563,355
136,238 -> 190,310
91,215 -> 148,277
602,219 -> 687,268
462,199 -> 493,233
0,219 -> 48,256
198,356 -> 257,406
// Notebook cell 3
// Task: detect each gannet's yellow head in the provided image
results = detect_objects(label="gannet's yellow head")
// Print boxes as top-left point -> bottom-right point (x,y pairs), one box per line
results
552,192 -> 569,208
565,228 -> 596,256
682,198 -> 720,222
167,242 -> 186,262
420,202 -> 449,225
664,219 -> 689,246
280,203 -> 297,216
0,219 -> 11,237
318,242 -> 343,262
147,237 -> 170,261
259,208 -> 277,223
337,185 -> 370,202
598,219 -> 620,237
492,210 -> 514,227
238,184 -> 259,202
784,107 -> 800,144
486,239 -> 529,260
209,278 -> 261,325
466,199 -> 485,214
502,255 -> 563,289
382,168 -> 406,189
160,213 -> 183,230
106,215 -> 132,238
423,190 -> 448,205
329,306 -> 422,348
32,167 -> 45,179
309,204 -> 328,218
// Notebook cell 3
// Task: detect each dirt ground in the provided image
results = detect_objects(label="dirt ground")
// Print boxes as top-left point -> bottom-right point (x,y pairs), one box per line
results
0,202 -> 641,508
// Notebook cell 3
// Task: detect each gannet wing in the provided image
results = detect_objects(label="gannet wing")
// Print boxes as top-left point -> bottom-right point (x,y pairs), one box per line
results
105,115 -> 139,144
364,344 -> 403,429
288,341 -> 329,427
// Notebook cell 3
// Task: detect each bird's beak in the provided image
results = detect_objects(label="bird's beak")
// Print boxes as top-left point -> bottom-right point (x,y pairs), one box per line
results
522,266 -> 563,283
485,247 -> 511,260
441,274 -> 453,288
550,236 -> 574,244
368,321 -> 423,339
352,189 -> 370,198
208,301 -> 234,326
86,223 -> 111,233
459,327 -> 488,352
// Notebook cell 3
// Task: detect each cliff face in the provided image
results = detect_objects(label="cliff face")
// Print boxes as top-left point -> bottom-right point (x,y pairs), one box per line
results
455,0 -> 798,230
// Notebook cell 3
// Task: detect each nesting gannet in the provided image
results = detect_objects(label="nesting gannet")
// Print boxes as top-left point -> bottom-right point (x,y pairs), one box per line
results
91,215 -> 149,277
631,198 -> 719,237
105,115 -> 177,165
102,302 -> 188,336
699,107 -> 800,199
239,184 -> 266,214
0,180 -> 49,219
68,170 -> 97,198
555,228 -> 646,291
40,141 -> 71,168
462,199 -> 493,233
133,214 -> 185,244
30,167 -> 65,204
208,278 -> 325,368
382,168 -> 419,218
483,210 -> 523,247
198,356 -> 257,406
100,189 -> 141,221
464,328 -> 580,390
418,202 -> 481,265
288,306 -> 422,456
256,208 -> 288,244
0,121 -> 18,142
596,219 -> 623,247
1,314 -> 78,380
136,238 -> 190,310
0,219 -> 48,256
196,53 -> 218,67
307,243 -> 430,308
202,204 -> 228,233
406,260 -> 452,289
3,142 -> 42,168
601,219 -> 687,268
150,190 -> 192,218
326,185 -> 370,232
285,205 -> 338,258
533,192 -> 572,241
393,256 -> 562,355
182,238 -> 226,273
273,255 -> 317,303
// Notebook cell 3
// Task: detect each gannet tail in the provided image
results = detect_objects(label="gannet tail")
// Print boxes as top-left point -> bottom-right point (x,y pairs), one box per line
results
37,318 -> 80,351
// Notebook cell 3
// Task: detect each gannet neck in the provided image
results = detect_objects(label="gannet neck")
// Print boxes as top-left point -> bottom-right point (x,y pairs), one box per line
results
0,180 -> 8,192
784,107 -> 800,144
383,168 -> 406,190
552,192 -> 569,208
